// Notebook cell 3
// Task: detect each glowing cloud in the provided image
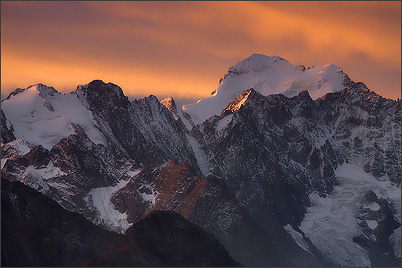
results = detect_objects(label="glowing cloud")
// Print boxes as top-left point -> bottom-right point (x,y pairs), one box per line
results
1,1 -> 400,100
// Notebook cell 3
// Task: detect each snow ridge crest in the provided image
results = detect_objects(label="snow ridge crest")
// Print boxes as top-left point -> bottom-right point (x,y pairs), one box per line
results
4,84 -> 59,101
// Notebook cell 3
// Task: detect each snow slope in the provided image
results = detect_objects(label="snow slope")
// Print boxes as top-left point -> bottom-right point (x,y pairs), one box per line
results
86,169 -> 141,233
299,163 -> 401,267
182,54 -> 350,125
1,84 -> 107,150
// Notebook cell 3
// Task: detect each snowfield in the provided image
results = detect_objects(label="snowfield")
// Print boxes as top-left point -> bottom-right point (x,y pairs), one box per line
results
86,169 -> 141,234
299,164 -> 401,267
1,84 -> 107,150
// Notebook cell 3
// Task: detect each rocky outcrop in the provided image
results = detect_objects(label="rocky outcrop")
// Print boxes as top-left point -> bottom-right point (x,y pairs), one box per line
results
354,190 -> 401,266
111,160 -> 206,223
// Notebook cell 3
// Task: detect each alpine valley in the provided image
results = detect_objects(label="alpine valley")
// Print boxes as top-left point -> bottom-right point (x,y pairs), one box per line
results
1,54 -> 401,267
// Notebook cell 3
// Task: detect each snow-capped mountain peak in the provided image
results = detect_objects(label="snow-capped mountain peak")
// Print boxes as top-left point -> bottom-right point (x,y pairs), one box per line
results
226,54 -> 295,75
1,83 -> 107,150
5,83 -> 58,101
182,54 -> 353,126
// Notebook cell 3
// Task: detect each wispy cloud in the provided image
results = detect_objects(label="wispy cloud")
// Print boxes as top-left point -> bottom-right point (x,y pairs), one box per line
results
1,1 -> 400,100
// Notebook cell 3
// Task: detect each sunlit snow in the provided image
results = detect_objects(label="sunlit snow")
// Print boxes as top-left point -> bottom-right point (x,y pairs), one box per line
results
1,85 -> 107,150
183,54 -> 349,125
1,159 -> 7,169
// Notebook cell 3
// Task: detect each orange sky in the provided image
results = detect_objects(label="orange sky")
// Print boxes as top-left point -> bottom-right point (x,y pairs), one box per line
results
1,1 -> 401,102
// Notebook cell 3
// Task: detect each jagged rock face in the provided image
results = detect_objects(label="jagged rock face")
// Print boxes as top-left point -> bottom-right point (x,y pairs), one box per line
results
111,160 -> 206,223
188,84 -> 400,266
192,84 -> 400,226
81,210 -> 242,267
1,109 -> 15,144
192,89 -> 339,228
1,179 -> 122,266
316,82 -> 401,184
1,127 -> 137,230
77,80 -> 131,110
1,80 -> 200,231
76,80 -> 199,170
1,80 -> 199,173
111,161 -> 325,266
129,96 -> 198,168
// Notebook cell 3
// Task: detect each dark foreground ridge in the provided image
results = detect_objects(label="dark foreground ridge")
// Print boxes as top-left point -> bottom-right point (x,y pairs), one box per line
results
1,179 -> 241,267
1,179 -> 122,266
81,210 -> 243,267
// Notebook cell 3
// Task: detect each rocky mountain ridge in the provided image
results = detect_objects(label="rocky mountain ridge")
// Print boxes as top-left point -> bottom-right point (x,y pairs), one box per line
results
1,54 -> 400,267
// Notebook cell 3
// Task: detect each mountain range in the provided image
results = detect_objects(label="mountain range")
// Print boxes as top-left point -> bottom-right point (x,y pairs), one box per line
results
1,54 -> 400,267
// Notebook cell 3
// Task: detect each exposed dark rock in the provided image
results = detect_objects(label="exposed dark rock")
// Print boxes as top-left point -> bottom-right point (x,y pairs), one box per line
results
354,191 -> 401,267
1,109 -> 15,144
81,210 -> 242,267
112,161 -> 206,223
112,161 -> 326,266
26,145 -> 50,168
1,179 -> 122,267
189,175 -> 327,267
318,83 -> 401,184
77,80 -> 130,110
76,80 -> 199,172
